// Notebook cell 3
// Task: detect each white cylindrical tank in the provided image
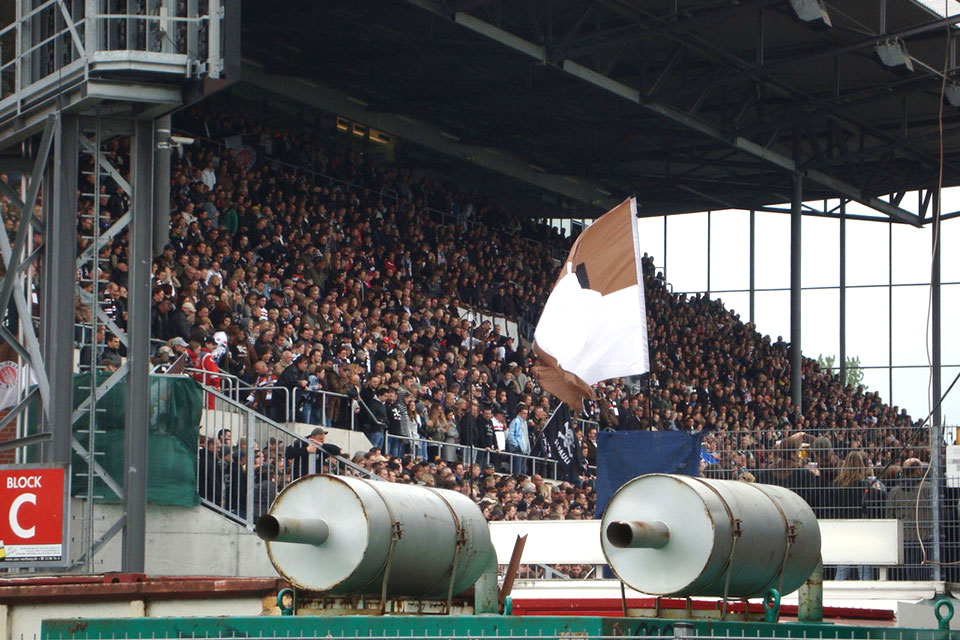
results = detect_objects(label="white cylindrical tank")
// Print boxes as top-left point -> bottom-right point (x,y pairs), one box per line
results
257,475 -> 494,598
601,474 -> 820,598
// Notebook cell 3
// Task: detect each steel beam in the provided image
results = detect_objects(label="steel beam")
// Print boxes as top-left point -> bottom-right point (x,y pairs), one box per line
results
121,119 -> 154,573
409,2 -> 926,226
242,65 -> 617,211
41,112 -> 78,464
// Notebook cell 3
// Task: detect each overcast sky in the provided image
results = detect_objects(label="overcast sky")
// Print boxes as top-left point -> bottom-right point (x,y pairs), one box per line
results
627,187 -> 960,431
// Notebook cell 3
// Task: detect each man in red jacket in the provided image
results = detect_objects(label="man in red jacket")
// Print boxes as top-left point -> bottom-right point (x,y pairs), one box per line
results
193,334 -> 221,409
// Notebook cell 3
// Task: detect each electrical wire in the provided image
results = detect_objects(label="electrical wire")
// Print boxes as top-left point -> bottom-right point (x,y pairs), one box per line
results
916,0 -> 954,568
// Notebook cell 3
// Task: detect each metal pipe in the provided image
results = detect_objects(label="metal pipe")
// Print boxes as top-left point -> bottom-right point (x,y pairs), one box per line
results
255,515 -> 330,545
797,558 -> 823,622
606,520 -> 670,549
152,115 -> 171,254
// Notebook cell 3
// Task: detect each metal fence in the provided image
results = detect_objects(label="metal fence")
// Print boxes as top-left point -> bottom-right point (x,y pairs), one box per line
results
384,433 -> 559,477
188,380 -> 377,530
700,425 -> 959,581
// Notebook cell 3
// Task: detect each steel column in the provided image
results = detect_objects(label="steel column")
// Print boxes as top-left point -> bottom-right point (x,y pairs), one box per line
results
790,171 -> 802,411
888,221 -> 893,401
931,190 -> 943,580
41,113 -> 78,464
839,201 -> 846,384
706,210 -> 711,296
121,119 -> 154,573
749,209 -> 755,324
153,115 -> 171,254
662,216 -> 667,282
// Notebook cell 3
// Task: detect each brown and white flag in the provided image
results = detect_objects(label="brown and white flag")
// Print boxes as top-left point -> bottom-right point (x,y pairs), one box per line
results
533,197 -> 650,407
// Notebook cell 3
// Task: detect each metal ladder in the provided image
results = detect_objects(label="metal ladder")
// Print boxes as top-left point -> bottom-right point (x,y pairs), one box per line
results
72,115 -> 133,572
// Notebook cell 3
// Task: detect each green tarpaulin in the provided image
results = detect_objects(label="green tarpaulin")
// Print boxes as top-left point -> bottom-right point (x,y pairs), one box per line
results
68,374 -> 203,506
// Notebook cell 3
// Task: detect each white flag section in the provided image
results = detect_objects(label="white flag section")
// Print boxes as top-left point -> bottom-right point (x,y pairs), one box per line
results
533,198 -> 649,407
536,273 -> 649,386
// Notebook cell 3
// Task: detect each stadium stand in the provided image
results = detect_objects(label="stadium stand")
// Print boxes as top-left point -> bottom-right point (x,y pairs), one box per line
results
52,105 -> 950,579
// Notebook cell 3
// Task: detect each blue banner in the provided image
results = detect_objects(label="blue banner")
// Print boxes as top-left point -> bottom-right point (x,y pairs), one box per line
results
595,430 -> 705,516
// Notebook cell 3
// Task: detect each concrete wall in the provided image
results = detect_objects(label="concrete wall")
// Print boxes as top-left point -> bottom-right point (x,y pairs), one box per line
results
68,499 -> 277,577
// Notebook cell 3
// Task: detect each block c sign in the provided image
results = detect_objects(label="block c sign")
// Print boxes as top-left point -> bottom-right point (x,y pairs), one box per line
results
0,466 -> 65,563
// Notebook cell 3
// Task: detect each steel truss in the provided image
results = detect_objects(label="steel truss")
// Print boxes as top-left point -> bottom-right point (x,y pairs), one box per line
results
0,112 -> 154,572
0,0 -> 232,573
403,0 -> 960,226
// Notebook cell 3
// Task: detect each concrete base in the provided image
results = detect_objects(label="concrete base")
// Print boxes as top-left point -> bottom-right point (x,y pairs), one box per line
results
897,596 -> 960,629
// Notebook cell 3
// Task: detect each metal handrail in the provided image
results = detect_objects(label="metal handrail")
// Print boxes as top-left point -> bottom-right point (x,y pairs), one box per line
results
234,384 -> 290,421
383,433 -> 559,477
184,366 -> 240,402
290,386 -> 355,430
156,373 -> 378,531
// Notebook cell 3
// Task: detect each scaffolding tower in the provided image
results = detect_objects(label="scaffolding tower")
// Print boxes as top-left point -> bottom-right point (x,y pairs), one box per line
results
0,0 -> 236,572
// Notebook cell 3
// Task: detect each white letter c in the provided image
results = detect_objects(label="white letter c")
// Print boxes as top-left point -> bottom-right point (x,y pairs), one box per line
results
10,493 -> 36,538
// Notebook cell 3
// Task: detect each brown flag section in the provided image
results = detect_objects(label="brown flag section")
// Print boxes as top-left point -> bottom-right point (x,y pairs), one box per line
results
533,198 -> 640,407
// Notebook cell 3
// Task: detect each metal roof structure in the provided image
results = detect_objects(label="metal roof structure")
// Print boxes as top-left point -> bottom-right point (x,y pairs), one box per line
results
242,0 -> 960,224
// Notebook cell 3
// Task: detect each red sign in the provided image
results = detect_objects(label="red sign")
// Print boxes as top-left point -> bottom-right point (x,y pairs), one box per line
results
0,466 -> 65,563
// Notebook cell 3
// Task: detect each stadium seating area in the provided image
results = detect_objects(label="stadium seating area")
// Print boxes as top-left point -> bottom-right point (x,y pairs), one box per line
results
65,105 -> 932,544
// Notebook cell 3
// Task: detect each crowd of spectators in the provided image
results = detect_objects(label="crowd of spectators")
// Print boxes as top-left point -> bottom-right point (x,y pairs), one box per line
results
58,105 -> 937,554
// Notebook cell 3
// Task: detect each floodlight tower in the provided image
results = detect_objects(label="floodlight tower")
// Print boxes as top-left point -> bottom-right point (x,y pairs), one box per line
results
0,1 -> 237,573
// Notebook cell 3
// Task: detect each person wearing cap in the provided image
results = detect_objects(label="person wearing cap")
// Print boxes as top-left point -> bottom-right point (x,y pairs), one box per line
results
192,333 -> 221,409
98,351 -> 122,372
170,299 -> 194,340
285,427 -> 341,479
168,336 -> 189,353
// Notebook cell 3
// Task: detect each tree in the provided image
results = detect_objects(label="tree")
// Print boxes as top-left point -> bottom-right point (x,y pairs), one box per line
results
817,354 -> 865,389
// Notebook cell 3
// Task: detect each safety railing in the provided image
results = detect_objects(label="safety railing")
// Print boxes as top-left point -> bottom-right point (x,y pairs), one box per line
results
233,384 -> 289,424
1,0 -> 222,107
456,307 -> 521,343
181,378 -> 378,530
184,366 -> 241,403
290,387 -> 355,430
383,433 -> 559,478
